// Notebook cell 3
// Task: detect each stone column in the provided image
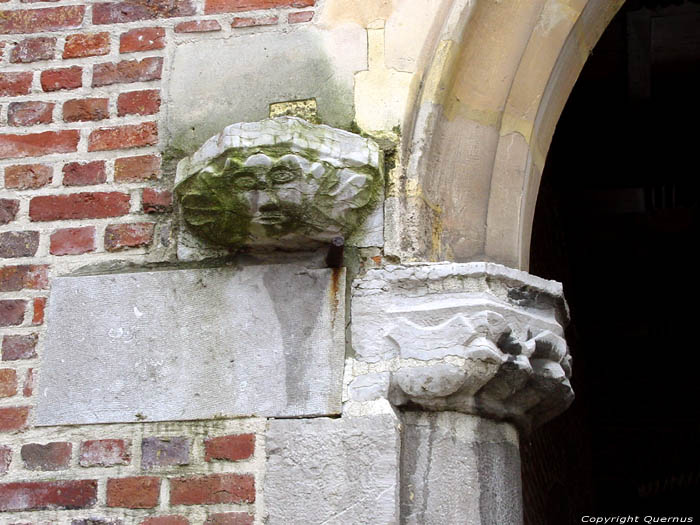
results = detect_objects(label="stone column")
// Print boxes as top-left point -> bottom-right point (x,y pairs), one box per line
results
348,262 -> 574,525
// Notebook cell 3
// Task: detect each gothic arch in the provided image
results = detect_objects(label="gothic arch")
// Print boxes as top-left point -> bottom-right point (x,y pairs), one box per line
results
393,0 -> 625,270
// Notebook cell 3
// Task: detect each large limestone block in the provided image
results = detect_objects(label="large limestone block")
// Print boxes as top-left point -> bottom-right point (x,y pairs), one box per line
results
36,265 -> 345,426
265,415 -> 401,524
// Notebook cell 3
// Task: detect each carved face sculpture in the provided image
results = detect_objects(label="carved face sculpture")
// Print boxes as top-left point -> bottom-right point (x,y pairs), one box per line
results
175,145 -> 379,248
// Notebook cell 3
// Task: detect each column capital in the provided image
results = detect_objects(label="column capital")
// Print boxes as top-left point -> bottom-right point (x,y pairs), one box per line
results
349,262 -> 573,432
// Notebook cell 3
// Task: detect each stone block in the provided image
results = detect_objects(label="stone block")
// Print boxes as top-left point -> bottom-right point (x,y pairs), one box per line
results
265,415 -> 400,524
36,264 -> 345,425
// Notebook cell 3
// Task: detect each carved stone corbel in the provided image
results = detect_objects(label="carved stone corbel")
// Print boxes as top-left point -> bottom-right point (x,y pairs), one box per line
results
349,262 -> 573,433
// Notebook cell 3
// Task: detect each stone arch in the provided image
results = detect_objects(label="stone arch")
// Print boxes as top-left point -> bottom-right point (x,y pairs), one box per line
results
391,0 -> 625,270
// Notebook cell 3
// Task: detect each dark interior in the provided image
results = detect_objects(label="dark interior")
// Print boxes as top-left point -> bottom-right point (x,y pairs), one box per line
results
523,1 -> 700,522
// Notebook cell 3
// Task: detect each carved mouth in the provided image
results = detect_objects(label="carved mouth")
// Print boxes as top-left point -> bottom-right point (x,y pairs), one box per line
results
256,212 -> 286,224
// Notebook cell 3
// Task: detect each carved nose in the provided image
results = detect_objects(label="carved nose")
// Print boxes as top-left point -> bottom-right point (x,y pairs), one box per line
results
254,192 -> 279,212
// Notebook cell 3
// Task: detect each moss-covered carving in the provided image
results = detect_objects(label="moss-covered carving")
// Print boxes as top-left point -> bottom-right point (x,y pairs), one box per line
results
175,117 -> 383,249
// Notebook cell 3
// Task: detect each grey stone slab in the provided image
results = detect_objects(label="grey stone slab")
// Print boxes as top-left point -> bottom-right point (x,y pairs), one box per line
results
265,415 -> 400,525
400,412 -> 522,525
36,265 -> 345,426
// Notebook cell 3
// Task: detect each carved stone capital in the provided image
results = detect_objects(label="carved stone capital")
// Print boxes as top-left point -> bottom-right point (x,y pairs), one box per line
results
349,262 -> 573,432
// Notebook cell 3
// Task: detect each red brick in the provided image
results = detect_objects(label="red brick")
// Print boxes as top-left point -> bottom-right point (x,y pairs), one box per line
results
21,442 -> 72,470
93,0 -> 195,24
204,513 -> 254,525
205,0 -> 313,14
0,446 -> 10,475
231,15 -> 277,27
80,439 -> 130,467
0,72 -> 32,97
0,369 -> 17,398
141,517 -> 189,525
120,27 -> 165,53
115,154 -> 160,182
92,57 -> 162,87
104,223 -> 154,251
0,130 -> 79,159
0,6 -> 85,34
0,479 -> 96,510
0,199 -> 19,225
288,10 -> 313,23
170,474 -> 255,505
10,37 -> 55,63
63,32 -> 110,59
30,192 -> 130,221
107,476 -> 160,508
142,188 -> 172,213
41,66 -> 82,92
63,161 -> 107,186
31,298 -> 45,325
7,101 -> 54,127
0,265 -> 49,292
118,90 -> 160,116
0,231 -> 39,258
88,122 -> 157,152
0,301 -> 25,327
22,368 -> 33,396
63,98 -> 109,122
4,164 -> 52,189
2,334 -> 37,360
0,406 -> 29,432
50,226 -> 96,255
204,434 -> 254,462
175,20 -> 221,33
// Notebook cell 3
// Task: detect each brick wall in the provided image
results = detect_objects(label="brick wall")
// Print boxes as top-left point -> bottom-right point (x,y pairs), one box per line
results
1,0 -> 316,521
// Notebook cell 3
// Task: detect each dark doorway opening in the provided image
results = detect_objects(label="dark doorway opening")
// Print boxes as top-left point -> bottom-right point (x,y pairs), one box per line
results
523,1 -> 700,522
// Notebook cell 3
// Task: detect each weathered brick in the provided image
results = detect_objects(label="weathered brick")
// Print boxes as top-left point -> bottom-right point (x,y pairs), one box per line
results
50,226 -> 96,255
7,101 -> 54,127
117,90 -> 160,116
0,199 -> 19,225
0,72 -> 32,97
204,434 -> 254,462
204,513 -> 254,525
0,406 -> 29,432
63,161 -> 107,186
0,369 -> 17,398
0,130 -> 79,159
231,15 -> 278,27
64,32 -> 110,59
63,98 -> 109,122
0,446 -> 10,474
0,6 -> 85,34
288,10 -> 313,23
31,298 -> 45,325
0,479 -> 96,510
141,436 -> 189,468
80,439 -> 130,467
105,223 -> 154,251
115,154 -> 160,182
107,477 -> 160,508
30,192 -> 130,221
21,442 -> 72,470
175,20 -> 221,33
93,57 -> 162,87
141,517 -> 189,525
22,368 -> 33,396
41,66 -> 82,92
10,37 -> 55,63
93,0 -> 195,24
88,122 -> 157,152
0,231 -> 39,258
0,265 -> 49,292
4,164 -> 52,189
170,474 -> 255,505
120,27 -> 165,53
205,0 -> 313,14
142,188 -> 172,213
2,334 -> 37,360
0,301 -> 25,327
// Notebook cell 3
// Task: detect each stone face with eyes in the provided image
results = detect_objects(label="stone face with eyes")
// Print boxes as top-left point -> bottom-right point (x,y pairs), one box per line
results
175,137 -> 382,249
